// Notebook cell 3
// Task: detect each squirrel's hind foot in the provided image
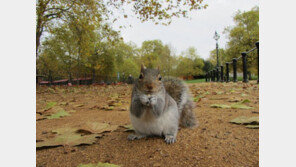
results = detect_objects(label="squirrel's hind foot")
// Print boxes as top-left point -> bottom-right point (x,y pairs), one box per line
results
127,134 -> 146,141
164,135 -> 176,144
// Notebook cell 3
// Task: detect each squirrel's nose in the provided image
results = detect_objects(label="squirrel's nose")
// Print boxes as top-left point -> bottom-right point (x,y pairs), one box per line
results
146,85 -> 153,90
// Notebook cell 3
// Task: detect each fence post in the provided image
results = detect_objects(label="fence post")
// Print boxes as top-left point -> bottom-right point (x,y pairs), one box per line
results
256,41 -> 259,83
220,65 -> 224,82
232,58 -> 237,82
216,67 -> 220,82
209,71 -> 212,82
226,63 -> 230,82
248,71 -> 252,81
242,52 -> 248,83
49,70 -> 53,86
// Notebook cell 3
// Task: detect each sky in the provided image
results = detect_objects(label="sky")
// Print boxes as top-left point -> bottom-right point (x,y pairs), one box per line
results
112,0 -> 259,60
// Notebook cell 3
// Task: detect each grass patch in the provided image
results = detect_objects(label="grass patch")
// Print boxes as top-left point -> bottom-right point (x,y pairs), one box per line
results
185,79 -> 206,83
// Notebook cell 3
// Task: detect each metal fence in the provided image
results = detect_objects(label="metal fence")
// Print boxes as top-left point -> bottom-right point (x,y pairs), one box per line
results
205,41 -> 259,83
38,74 -> 135,86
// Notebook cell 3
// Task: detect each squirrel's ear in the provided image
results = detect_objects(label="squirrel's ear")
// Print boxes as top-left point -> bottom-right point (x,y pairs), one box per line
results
141,63 -> 146,71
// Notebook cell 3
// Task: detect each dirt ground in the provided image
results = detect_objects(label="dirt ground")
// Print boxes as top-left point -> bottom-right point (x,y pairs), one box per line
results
36,81 -> 259,167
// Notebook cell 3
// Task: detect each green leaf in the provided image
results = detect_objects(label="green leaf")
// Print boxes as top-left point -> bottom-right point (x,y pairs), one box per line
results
210,104 -> 231,109
245,125 -> 259,129
44,102 -> 57,111
78,162 -> 120,167
240,99 -> 251,104
229,89 -> 236,93
193,95 -> 204,102
231,103 -> 253,109
46,109 -> 70,119
230,116 -> 259,125
217,91 -> 223,95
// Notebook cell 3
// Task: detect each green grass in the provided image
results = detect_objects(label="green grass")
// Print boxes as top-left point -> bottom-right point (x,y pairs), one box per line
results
185,78 -> 206,83
184,75 -> 258,83
229,76 -> 258,81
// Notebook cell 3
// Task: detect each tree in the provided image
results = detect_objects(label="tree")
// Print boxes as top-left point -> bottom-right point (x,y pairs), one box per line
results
36,0 -> 208,56
175,47 -> 204,78
208,48 -> 228,67
202,60 -> 214,74
223,6 -> 259,73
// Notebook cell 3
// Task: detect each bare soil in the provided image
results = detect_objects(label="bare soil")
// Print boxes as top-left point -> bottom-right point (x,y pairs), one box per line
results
36,81 -> 259,167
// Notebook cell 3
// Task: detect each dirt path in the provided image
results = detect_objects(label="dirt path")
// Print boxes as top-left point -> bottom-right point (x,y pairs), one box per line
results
36,82 -> 259,167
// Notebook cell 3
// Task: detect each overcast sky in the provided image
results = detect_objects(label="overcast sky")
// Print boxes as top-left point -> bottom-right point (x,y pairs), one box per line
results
112,0 -> 259,59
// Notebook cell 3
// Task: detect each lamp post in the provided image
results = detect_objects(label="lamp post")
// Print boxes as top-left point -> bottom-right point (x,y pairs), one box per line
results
213,31 -> 220,68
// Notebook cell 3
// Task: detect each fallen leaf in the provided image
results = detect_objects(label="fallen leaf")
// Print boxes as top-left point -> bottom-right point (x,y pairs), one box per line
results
231,103 -> 253,109
193,95 -> 203,102
75,104 -> 84,107
60,102 -> 68,106
44,102 -> 57,111
240,99 -> 251,104
245,125 -> 259,129
210,104 -> 231,109
228,98 -> 241,102
46,109 -> 70,119
121,124 -> 134,132
36,114 -> 46,121
36,127 -> 101,149
77,162 -> 120,167
230,116 -> 259,125
77,122 -> 118,134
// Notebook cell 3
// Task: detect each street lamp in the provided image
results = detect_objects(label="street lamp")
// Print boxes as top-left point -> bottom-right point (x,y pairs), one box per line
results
213,31 -> 220,68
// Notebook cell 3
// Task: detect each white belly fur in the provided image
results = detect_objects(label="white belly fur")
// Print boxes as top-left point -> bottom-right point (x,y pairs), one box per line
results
130,107 -> 179,136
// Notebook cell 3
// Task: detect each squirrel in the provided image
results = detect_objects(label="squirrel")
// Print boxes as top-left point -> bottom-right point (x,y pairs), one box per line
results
128,64 -> 198,144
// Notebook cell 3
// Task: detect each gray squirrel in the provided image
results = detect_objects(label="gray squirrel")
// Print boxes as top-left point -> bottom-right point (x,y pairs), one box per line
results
128,64 -> 198,144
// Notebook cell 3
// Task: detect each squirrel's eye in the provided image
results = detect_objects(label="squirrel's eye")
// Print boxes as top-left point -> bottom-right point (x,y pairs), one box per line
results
158,76 -> 162,81
139,74 -> 143,79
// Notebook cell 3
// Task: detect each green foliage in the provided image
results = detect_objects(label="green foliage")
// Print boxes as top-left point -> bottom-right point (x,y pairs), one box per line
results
175,47 -> 205,78
223,6 -> 259,73
36,0 -> 208,56
37,0 -> 209,80
208,48 -> 227,67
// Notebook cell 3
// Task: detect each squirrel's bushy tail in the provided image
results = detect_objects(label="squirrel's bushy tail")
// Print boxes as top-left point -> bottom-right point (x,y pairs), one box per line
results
163,77 -> 198,128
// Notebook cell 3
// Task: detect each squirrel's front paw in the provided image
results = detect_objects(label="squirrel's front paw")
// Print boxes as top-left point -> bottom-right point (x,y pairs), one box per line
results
139,96 -> 150,106
165,135 -> 176,144
149,96 -> 157,105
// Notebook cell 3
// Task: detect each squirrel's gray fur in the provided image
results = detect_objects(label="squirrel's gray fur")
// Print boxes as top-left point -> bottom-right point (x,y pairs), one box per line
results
128,64 -> 198,144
